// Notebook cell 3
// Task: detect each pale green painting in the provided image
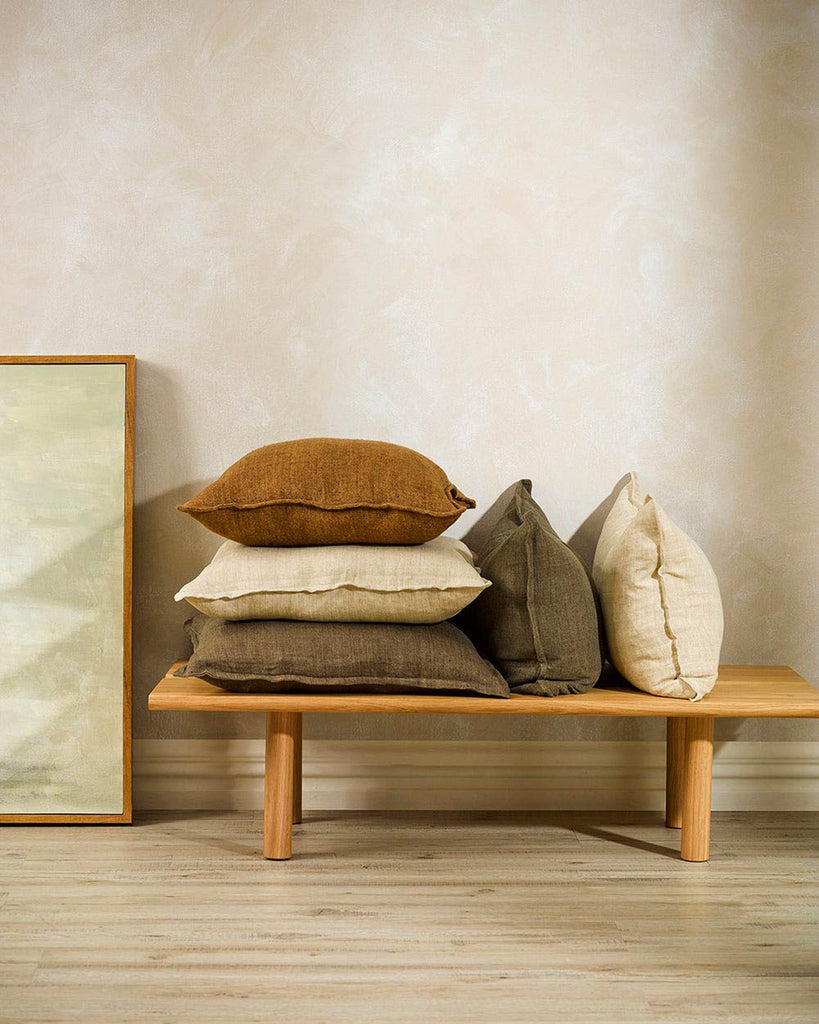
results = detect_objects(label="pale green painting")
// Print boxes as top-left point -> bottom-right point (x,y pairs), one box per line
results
0,363 -> 125,814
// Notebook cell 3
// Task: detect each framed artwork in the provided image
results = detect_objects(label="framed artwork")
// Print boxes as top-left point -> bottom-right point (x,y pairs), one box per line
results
0,356 -> 134,823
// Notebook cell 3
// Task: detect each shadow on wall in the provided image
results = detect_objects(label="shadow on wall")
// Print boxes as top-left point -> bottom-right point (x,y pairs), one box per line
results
132,359 -> 266,742
567,474 -> 630,574
134,480 -> 219,741
459,480 -> 518,555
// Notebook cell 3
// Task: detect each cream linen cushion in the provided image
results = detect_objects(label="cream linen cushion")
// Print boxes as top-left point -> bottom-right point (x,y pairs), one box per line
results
592,474 -> 723,700
175,536 -> 490,623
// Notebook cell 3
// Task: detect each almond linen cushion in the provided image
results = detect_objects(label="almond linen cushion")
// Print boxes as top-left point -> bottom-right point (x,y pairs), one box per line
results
177,438 -> 475,546
592,474 -> 724,701
457,481 -> 603,696
175,614 -> 510,698
175,536 -> 490,623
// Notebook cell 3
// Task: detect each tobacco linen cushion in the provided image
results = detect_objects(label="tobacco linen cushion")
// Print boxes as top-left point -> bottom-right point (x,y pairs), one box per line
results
592,473 -> 723,701
174,536 -> 490,623
175,614 -> 510,697
458,480 -> 603,696
177,438 -> 475,546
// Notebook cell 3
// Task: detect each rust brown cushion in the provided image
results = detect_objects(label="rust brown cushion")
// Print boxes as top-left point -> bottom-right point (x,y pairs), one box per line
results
175,614 -> 510,697
177,438 -> 475,546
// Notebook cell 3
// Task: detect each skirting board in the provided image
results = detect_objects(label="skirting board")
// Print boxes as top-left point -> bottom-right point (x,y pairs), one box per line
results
134,740 -> 819,812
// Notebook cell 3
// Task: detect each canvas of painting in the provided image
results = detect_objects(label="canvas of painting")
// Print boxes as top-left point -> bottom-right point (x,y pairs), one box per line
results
0,356 -> 133,823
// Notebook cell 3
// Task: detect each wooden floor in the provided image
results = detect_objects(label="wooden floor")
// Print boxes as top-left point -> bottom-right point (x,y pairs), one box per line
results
1,812 -> 817,1023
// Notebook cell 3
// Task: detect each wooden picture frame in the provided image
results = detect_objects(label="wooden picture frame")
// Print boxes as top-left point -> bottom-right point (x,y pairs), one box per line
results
0,355 -> 134,823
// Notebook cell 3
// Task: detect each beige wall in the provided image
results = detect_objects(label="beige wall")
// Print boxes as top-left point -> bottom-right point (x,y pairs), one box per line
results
2,0 -> 817,746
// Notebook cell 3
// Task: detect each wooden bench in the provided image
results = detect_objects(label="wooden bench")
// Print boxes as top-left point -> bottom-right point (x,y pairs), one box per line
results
149,662 -> 818,863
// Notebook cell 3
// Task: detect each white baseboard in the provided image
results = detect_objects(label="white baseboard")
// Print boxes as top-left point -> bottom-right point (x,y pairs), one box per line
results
134,739 -> 819,812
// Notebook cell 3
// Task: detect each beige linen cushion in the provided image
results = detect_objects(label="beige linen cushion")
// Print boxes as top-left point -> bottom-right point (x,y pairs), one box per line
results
175,536 -> 490,623
592,474 -> 723,700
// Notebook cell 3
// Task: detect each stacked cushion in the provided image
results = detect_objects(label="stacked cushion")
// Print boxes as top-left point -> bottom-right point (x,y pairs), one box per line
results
176,441 -> 720,703
176,438 -> 507,697
458,480 -> 603,696
176,615 -> 510,697
592,473 -> 723,701
175,536 -> 489,623
177,437 -> 475,546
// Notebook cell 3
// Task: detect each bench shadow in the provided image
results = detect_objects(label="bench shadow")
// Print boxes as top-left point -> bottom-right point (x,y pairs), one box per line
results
132,809 -> 691,862
568,819 -> 681,860
466,810 -> 684,861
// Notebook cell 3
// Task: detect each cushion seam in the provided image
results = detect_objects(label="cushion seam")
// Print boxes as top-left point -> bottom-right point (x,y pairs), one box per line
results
180,670 -> 503,686
177,583 -> 488,601
179,498 -> 471,516
523,517 -> 550,679
650,505 -> 683,683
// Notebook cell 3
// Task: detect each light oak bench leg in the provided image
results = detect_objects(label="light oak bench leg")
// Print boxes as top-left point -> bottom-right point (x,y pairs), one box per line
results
293,713 -> 303,825
665,717 -> 686,828
264,711 -> 296,860
680,716 -> 714,862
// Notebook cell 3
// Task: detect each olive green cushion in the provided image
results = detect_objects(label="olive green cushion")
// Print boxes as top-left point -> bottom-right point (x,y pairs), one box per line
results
176,613 -> 510,698
459,481 -> 603,696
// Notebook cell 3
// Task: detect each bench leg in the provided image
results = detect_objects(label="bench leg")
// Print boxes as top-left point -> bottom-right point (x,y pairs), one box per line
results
264,711 -> 297,860
680,717 -> 714,862
665,717 -> 686,828
293,712 -> 303,825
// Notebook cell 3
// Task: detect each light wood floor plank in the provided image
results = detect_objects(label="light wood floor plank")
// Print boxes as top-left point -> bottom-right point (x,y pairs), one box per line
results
0,812 -> 816,1023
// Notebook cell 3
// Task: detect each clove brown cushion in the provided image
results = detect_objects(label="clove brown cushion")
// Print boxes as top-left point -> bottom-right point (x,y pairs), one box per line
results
177,438 -> 475,546
458,480 -> 603,696
175,613 -> 510,697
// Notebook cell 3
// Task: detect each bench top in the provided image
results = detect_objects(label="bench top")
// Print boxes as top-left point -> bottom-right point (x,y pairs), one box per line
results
150,662 -> 818,717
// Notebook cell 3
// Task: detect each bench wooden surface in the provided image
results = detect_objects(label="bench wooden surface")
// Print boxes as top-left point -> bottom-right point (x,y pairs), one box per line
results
148,662 -> 817,865
150,662 -> 818,716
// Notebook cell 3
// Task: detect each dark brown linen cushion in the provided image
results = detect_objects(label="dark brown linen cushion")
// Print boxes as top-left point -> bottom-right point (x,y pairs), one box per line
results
177,438 -> 475,546
457,480 -> 603,696
175,613 -> 510,697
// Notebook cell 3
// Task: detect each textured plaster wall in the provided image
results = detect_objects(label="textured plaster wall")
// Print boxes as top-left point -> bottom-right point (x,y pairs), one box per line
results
2,0 -> 817,744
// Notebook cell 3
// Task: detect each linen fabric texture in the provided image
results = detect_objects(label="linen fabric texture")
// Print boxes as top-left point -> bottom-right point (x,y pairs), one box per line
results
592,473 -> 724,701
177,437 -> 475,546
458,481 -> 603,696
176,614 -> 510,697
174,536 -> 490,623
